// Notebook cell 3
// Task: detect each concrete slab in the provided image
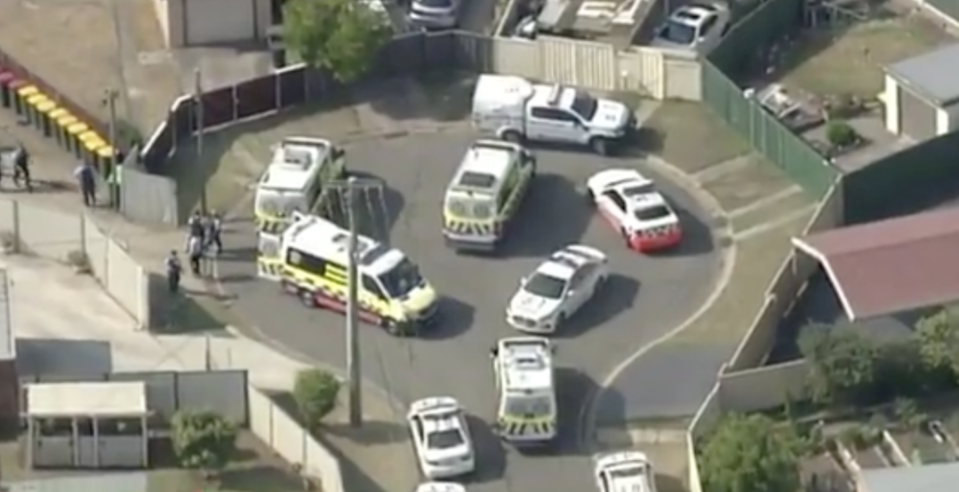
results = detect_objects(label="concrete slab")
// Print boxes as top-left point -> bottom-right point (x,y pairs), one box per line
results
696,154 -> 799,213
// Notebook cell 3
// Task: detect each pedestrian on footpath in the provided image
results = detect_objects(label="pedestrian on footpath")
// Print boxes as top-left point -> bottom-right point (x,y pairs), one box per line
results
12,145 -> 31,192
187,210 -> 205,243
205,210 -> 223,255
73,161 -> 97,207
186,234 -> 204,276
165,250 -> 182,294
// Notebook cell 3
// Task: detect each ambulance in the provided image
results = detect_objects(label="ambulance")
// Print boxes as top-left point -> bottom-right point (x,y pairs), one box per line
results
489,336 -> 558,447
253,137 -> 346,233
261,212 -> 439,336
442,140 -> 535,251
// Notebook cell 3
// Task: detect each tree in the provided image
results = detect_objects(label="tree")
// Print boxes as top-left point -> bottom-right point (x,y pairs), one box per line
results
293,368 -> 341,430
916,306 -> 959,377
283,0 -> 391,82
798,323 -> 877,407
699,413 -> 802,492
171,409 -> 238,477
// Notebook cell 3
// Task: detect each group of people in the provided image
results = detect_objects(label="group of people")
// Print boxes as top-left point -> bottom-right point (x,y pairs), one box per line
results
165,210 -> 224,294
1,144 -> 33,192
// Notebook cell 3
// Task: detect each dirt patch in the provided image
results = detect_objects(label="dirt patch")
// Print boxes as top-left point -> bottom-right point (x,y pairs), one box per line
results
642,102 -> 752,175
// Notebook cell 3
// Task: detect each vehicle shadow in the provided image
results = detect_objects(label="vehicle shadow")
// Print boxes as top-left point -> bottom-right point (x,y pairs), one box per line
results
418,296 -> 475,341
498,173 -> 593,258
646,200 -> 717,257
335,170 -> 406,241
557,274 -> 641,339
465,414 -> 507,484
553,367 -> 602,457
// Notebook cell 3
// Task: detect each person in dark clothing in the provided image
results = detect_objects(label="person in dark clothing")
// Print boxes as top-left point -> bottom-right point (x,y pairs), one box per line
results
187,210 -> 205,243
12,145 -> 31,192
205,210 -> 223,255
186,234 -> 204,276
73,162 -> 97,206
165,250 -> 182,294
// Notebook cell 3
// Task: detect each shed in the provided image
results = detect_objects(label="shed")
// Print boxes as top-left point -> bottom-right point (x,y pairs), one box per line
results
880,43 -> 959,141
25,381 -> 149,469
857,460 -> 959,492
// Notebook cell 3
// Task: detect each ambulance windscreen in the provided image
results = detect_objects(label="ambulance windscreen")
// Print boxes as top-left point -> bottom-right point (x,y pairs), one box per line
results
378,257 -> 425,298
504,393 -> 552,418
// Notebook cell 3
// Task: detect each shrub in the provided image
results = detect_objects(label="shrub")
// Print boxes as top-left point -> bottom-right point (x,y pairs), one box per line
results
293,368 -> 341,430
171,409 -> 237,477
826,121 -> 858,148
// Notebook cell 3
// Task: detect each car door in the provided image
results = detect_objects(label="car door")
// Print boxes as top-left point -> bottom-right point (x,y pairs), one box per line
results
528,106 -> 579,142
598,190 -> 629,232
361,274 -> 390,323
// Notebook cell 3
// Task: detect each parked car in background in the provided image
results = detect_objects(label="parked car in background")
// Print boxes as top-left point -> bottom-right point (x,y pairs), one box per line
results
649,3 -> 731,54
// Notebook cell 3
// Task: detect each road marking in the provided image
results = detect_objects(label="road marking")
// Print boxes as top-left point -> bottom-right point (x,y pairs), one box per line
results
731,204 -> 817,242
690,154 -> 756,184
726,185 -> 803,220
577,238 -> 738,450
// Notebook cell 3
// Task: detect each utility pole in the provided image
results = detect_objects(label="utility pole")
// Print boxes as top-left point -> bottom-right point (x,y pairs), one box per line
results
103,88 -> 120,210
330,176 -> 385,428
195,68 -> 208,213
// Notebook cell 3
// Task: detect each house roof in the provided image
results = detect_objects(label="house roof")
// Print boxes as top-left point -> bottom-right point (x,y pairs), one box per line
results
886,43 -> 959,106
859,461 -> 959,492
792,206 -> 959,320
26,381 -> 147,417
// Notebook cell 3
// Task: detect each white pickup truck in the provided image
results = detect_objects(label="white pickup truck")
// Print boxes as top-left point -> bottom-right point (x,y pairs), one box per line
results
471,74 -> 635,156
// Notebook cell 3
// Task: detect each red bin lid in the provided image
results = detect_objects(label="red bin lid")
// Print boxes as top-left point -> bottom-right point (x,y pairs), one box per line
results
0,72 -> 14,85
7,79 -> 26,89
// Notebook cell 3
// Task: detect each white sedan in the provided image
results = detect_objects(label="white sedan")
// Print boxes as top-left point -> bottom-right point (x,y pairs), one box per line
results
586,168 -> 683,253
506,244 -> 608,334
649,3 -> 731,54
594,451 -> 658,492
407,397 -> 476,479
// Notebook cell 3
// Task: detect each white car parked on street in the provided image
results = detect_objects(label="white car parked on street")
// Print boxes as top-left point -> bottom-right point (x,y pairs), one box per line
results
407,397 -> 476,479
506,244 -> 608,334
593,451 -> 658,492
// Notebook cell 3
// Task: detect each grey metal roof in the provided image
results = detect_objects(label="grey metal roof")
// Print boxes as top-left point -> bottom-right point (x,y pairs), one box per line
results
886,43 -> 959,106
860,461 -> 959,492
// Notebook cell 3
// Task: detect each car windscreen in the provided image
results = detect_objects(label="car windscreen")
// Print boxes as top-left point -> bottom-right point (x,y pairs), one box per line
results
608,464 -> 647,479
571,91 -> 598,120
524,273 -> 567,299
377,258 -> 425,298
634,205 -> 671,221
620,184 -> 656,197
424,415 -> 464,449
447,193 -> 495,220
658,20 -> 697,45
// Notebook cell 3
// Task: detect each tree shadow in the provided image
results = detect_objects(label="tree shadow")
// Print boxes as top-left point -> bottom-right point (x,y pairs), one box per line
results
418,296 -> 475,341
355,74 -> 475,125
464,414 -> 507,484
497,173 -> 593,258
334,170 -> 406,239
557,274 -> 641,339
149,273 -> 228,333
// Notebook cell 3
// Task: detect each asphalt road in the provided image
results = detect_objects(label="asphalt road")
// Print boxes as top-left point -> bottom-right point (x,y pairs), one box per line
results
215,132 -> 722,492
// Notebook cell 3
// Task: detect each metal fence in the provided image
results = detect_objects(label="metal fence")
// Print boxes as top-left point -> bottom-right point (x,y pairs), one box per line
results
20,369 -> 249,425
0,199 -> 150,329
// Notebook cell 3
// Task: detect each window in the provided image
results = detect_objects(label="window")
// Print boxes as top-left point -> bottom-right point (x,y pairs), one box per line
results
378,258 -> 425,298
634,205 -> 671,221
426,424 -> 464,449
503,394 -> 553,417
524,272 -> 567,299
620,183 -> 656,197
603,191 -> 627,212
362,275 -> 386,299
658,20 -> 697,45
570,92 -> 598,120
416,0 -> 453,7
530,107 -> 577,122
286,247 -> 329,277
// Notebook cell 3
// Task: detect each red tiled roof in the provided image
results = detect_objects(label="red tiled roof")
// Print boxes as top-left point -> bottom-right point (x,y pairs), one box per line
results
793,207 -> 959,320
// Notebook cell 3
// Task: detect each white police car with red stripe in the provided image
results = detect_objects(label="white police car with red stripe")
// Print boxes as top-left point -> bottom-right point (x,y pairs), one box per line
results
586,169 -> 682,253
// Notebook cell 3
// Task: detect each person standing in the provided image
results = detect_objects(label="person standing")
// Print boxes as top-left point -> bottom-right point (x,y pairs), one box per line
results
186,234 -> 204,276
165,250 -> 182,294
12,145 -> 31,192
205,210 -> 223,255
187,210 -> 205,243
73,161 -> 97,206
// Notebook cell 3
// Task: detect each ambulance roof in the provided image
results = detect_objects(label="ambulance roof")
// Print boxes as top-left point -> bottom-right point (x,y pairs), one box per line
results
259,137 -> 333,192
450,140 -> 520,194
497,337 -> 553,392
473,74 -> 535,110
284,214 -> 405,276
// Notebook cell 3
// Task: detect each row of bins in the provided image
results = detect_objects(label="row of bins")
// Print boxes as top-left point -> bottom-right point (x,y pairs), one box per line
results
0,70 -> 118,180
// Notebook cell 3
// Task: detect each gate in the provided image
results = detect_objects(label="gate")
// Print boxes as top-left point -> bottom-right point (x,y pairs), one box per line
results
120,164 -> 179,227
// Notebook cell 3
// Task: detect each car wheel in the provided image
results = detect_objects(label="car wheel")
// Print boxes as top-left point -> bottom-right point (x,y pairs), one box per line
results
590,137 -> 609,156
502,130 -> 523,144
299,289 -> 316,308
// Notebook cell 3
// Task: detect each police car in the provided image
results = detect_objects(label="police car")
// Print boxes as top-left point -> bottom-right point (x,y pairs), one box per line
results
586,169 -> 682,253
506,245 -> 608,334
593,451 -> 657,492
407,397 -> 476,479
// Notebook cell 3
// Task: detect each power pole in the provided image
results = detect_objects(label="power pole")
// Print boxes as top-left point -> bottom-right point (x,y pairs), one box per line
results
103,88 -> 120,210
329,176 -> 385,428
194,68 -> 208,213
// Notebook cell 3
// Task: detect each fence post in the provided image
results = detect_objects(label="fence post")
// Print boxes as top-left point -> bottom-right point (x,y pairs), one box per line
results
274,72 -> 281,111
231,84 -> 239,123
302,67 -> 310,103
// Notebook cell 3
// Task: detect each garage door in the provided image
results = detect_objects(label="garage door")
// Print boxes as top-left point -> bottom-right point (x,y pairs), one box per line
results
898,85 -> 937,141
185,0 -> 255,45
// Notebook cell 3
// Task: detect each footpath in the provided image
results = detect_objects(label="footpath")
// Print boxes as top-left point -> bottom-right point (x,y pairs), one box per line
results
0,112 -> 417,492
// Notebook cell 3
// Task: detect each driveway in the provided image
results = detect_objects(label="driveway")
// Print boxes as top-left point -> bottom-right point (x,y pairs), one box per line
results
215,132 -> 723,491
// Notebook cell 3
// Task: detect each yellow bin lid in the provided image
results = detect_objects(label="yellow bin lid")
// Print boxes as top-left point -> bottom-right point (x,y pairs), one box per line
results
36,101 -> 56,113
17,85 -> 38,97
84,138 -> 106,152
56,115 -> 78,127
26,94 -> 47,105
79,131 -> 101,143
97,145 -> 115,158
48,108 -> 69,119
67,122 -> 89,134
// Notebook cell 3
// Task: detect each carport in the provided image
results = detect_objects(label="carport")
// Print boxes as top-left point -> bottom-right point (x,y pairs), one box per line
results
792,206 -> 959,321
881,43 -> 959,140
